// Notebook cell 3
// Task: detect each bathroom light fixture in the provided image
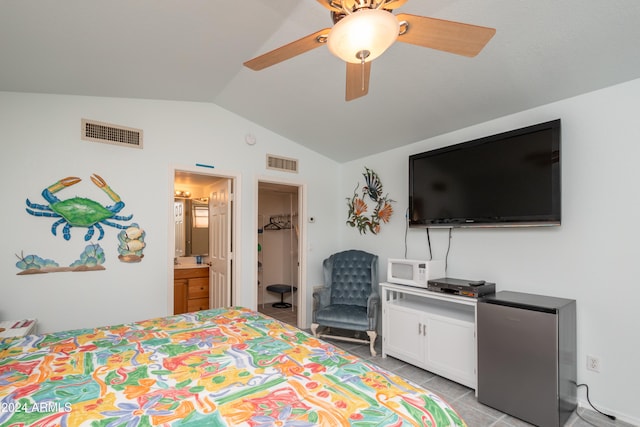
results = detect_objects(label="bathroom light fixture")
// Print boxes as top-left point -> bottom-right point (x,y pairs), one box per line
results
174,190 -> 191,198
327,7 -> 399,64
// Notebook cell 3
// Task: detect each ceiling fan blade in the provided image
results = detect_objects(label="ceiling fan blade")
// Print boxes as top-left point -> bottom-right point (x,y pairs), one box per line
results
316,0 -> 340,12
382,0 -> 409,9
316,0 -> 408,12
396,13 -> 496,57
345,61 -> 371,101
244,28 -> 331,71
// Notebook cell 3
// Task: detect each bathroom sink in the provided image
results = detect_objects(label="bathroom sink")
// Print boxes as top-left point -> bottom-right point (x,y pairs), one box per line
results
174,263 -> 208,269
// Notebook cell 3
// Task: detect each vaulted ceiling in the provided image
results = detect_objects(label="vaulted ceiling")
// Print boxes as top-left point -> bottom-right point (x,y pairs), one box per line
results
2,0 -> 640,162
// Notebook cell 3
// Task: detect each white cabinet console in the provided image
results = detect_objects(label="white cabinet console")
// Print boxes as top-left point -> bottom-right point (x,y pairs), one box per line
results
381,282 -> 477,389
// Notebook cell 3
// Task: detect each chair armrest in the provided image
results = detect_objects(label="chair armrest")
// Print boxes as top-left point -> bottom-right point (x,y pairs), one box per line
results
367,291 -> 380,318
312,286 -> 331,312
312,286 -> 331,323
367,291 -> 380,331
366,291 -> 380,330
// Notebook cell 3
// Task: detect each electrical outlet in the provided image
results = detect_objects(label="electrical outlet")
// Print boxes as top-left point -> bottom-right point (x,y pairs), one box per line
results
586,355 -> 600,372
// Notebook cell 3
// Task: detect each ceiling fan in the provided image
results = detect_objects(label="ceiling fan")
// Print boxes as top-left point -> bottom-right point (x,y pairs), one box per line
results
243,0 -> 496,101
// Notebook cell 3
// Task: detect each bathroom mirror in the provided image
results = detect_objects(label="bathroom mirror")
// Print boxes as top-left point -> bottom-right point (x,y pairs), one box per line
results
174,198 -> 209,257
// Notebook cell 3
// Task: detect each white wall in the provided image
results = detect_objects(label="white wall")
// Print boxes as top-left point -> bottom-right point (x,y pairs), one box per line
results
0,91 -> 341,334
340,78 -> 640,424
3,79 -> 639,423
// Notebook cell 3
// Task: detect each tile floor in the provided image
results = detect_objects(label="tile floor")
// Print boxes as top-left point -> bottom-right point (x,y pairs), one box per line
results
258,302 -> 298,327
259,304 -> 635,427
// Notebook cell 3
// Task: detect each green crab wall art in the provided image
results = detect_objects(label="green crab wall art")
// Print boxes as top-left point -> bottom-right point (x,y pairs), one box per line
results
25,173 -> 133,241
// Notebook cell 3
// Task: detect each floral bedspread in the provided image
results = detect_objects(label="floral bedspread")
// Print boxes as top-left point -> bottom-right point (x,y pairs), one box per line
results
0,307 -> 465,426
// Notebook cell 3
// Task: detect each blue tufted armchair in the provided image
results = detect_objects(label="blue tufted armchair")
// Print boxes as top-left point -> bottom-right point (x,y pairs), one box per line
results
311,250 -> 380,356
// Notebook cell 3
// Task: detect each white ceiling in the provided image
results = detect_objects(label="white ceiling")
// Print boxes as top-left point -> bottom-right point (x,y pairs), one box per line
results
2,0 -> 640,162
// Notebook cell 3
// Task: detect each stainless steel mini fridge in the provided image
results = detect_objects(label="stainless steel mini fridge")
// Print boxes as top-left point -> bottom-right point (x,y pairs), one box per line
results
477,291 -> 576,427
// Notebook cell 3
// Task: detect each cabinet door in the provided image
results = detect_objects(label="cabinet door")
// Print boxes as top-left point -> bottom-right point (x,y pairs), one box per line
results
478,303 -> 559,426
174,279 -> 188,315
424,314 -> 476,388
189,277 -> 209,299
384,304 -> 424,366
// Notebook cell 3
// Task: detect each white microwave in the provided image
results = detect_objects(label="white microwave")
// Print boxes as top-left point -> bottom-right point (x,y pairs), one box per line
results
387,259 -> 446,288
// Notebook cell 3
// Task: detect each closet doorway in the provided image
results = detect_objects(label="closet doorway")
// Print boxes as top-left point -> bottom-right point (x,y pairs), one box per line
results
172,168 -> 237,313
257,181 -> 303,328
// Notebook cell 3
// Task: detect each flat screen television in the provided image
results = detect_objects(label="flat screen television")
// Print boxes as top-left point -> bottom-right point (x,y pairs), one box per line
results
409,119 -> 561,228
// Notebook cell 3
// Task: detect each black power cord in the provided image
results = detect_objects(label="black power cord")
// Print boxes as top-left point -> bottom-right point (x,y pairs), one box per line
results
576,383 -> 616,421
444,228 -> 452,273
404,207 -> 409,259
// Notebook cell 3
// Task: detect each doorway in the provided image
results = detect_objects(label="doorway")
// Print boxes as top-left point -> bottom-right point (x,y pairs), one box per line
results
257,181 -> 303,328
172,168 -> 236,314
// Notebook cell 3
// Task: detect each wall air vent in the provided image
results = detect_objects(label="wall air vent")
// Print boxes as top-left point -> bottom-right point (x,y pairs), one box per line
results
266,154 -> 298,173
81,119 -> 143,149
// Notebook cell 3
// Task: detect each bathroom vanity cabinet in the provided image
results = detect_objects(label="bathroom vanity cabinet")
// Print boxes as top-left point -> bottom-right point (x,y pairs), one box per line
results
174,267 -> 210,314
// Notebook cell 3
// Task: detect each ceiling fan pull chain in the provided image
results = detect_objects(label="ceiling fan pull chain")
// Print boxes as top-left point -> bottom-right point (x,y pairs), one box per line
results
355,49 -> 370,91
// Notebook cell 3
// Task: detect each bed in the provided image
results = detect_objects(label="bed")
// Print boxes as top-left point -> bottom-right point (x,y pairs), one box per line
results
1,307 -> 465,426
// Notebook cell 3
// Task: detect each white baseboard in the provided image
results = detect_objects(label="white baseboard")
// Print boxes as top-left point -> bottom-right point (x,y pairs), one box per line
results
576,400 -> 639,426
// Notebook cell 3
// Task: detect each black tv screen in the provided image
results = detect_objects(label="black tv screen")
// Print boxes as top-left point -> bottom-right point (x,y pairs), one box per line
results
409,119 -> 561,228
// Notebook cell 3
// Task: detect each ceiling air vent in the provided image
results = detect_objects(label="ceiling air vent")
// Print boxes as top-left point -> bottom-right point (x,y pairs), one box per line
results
266,154 -> 298,173
81,119 -> 143,149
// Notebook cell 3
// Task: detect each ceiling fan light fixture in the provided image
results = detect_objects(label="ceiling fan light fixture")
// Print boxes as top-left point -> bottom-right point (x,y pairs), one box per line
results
327,8 -> 399,64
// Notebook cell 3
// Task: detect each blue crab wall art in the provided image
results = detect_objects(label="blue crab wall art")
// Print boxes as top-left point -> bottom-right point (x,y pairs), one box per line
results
25,174 -> 133,241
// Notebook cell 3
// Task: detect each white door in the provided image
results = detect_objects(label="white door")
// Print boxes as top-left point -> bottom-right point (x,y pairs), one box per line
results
424,313 -> 476,388
384,304 -> 425,366
209,179 -> 232,308
174,200 -> 185,257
